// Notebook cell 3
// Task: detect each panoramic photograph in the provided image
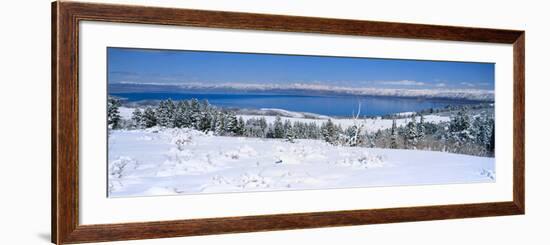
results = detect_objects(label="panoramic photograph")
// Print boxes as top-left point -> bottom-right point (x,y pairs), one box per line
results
106,47 -> 495,198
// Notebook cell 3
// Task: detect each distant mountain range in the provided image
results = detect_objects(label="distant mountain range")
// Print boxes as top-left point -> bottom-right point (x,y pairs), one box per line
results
109,82 -> 495,102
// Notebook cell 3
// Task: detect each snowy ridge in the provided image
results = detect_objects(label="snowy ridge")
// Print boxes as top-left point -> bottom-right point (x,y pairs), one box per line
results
256,108 -> 331,119
113,81 -> 495,101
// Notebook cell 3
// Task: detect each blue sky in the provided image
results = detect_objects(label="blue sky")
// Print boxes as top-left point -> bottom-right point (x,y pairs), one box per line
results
108,47 -> 494,90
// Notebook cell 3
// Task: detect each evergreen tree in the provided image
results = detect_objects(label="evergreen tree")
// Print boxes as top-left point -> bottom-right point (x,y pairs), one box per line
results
243,118 -> 263,138
321,119 -> 338,144
390,119 -> 398,149
225,113 -> 239,135
283,120 -> 293,137
142,107 -> 157,128
418,114 -> 426,141
334,124 -> 345,145
155,99 -> 175,127
266,126 -> 275,138
282,120 -> 296,142
273,116 -> 284,138
293,122 -> 307,139
471,115 -> 494,154
197,100 -> 212,131
173,101 -> 187,128
131,108 -> 144,129
259,117 -> 268,137
198,112 -> 211,132
107,96 -> 122,129
214,111 -> 226,135
472,117 -> 486,143
308,122 -> 321,139
405,116 -> 419,149
237,117 -> 245,136
448,109 -> 471,147
189,98 -> 201,128
198,115 -> 212,132
209,111 -> 219,133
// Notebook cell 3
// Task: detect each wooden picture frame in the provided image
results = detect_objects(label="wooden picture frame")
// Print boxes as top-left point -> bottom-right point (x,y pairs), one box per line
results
52,1 -> 525,244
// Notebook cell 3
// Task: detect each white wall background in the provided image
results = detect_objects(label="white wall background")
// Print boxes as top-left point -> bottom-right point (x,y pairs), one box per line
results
0,0 -> 547,244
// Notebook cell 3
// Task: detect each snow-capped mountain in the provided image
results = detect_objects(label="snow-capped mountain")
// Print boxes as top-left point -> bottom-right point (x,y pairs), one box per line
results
110,82 -> 495,101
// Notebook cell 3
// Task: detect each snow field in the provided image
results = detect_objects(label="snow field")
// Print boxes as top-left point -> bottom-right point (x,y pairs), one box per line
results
108,127 -> 494,197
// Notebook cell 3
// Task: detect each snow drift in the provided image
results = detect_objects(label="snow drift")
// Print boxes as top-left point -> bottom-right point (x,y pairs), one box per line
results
108,128 -> 495,197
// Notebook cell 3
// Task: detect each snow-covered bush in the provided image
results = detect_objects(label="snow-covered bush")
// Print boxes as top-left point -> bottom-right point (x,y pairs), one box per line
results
170,129 -> 195,151
337,152 -> 386,169
109,156 -> 137,178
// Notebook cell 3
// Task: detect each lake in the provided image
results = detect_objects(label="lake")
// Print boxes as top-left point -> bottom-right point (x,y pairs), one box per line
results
110,92 -> 480,117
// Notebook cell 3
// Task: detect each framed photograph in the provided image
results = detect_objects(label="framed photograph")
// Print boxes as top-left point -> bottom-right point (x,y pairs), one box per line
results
52,1 -> 525,244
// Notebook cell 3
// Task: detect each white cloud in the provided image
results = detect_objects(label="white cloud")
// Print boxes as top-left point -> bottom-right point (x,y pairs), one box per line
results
435,83 -> 447,87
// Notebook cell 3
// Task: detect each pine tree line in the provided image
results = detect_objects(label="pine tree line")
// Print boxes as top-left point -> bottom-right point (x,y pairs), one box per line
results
129,98 -> 245,136
108,97 -> 495,157
371,109 -> 495,156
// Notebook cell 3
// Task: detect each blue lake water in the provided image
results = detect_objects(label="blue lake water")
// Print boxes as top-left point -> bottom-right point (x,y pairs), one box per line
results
111,92 -> 480,117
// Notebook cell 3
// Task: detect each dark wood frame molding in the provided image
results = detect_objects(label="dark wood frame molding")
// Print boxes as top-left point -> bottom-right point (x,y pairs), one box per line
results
52,1 -> 525,244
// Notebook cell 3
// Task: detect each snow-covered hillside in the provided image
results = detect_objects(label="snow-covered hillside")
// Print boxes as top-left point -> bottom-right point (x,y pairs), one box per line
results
108,128 -> 495,198
119,106 -> 450,133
